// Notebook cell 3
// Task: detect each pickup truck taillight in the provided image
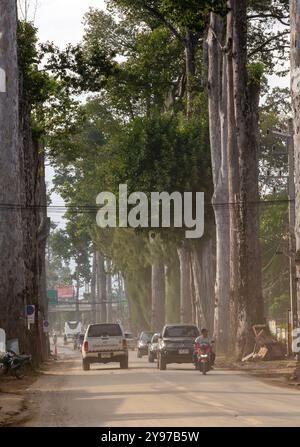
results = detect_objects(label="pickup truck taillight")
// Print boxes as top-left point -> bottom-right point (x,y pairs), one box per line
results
122,339 -> 127,350
83,341 -> 89,352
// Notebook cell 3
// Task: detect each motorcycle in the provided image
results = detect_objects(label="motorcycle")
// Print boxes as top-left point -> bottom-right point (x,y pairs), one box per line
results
194,343 -> 212,375
0,351 -> 32,379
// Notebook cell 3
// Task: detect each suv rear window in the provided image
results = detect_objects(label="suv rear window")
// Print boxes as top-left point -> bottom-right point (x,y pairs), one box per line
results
163,326 -> 199,338
88,324 -> 122,337
140,332 -> 154,342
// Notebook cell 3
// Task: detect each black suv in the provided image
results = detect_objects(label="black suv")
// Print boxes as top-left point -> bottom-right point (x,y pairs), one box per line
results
157,324 -> 200,370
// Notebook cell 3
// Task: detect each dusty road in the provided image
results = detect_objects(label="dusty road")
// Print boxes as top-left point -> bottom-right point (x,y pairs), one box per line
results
20,343 -> 300,427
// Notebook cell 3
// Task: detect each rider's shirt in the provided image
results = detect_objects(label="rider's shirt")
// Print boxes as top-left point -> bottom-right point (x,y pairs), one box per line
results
195,335 -> 213,345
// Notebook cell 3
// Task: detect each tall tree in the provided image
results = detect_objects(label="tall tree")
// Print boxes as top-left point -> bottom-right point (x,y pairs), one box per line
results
0,1 -> 26,346
291,0 -> 300,378
230,0 -> 264,358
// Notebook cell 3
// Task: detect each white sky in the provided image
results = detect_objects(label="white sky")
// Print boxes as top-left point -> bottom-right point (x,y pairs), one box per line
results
32,1 -> 107,227
34,0 -> 107,47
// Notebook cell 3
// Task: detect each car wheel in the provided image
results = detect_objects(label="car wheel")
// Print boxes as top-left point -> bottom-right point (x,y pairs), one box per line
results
148,353 -> 154,363
82,359 -> 90,371
159,354 -> 166,371
120,356 -> 129,369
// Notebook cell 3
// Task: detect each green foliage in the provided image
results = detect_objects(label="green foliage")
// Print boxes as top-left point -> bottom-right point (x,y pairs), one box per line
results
247,62 -> 265,86
269,293 -> 290,320
160,0 -> 229,31
260,194 -> 289,316
17,21 -> 55,106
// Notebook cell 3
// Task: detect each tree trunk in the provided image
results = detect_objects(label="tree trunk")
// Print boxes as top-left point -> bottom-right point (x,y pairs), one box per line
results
185,31 -> 197,118
226,9 -> 241,353
177,246 -> 192,324
96,252 -> 107,323
151,263 -> 165,332
191,241 -> 215,333
165,252 -> 180,323
291,0 -> 300,378
75,269 -> 80,321
231,0 -> 264,359
106,259 -> 113,323
0,1 -> 26,347
91,251 -> 96,323
207,14 -> 231,352
36,150 -> 50,361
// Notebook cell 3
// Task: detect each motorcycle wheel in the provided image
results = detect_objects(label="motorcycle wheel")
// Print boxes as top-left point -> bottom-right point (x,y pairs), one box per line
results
14,366 -> 25,380
202,362 -> 207,375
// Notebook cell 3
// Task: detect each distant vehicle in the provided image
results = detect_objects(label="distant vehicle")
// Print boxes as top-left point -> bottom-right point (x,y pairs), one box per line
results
64,321 -> 82,341
137,331 -> 154,358
72,333 -> 84,351
157,324 -> 200,370
77,333 -> 85,351
81,323 -> 128,371
148,333 -> 160,363
124,332 -> 136,351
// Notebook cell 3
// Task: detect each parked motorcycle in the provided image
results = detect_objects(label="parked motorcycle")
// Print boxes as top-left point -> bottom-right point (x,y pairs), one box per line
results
0,351 -> 32,379
194,343 -> 212,375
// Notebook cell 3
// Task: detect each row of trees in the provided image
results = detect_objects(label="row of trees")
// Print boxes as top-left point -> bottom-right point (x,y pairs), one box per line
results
0,0 -> 295,364
43,0 -> 291,358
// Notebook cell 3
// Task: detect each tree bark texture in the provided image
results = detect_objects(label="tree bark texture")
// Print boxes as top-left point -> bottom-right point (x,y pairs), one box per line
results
231,0 -> 264,359
207,14 -> 231,352
151,263 -> 166,332
0,1 -> 26,347
177,246 -> 193,324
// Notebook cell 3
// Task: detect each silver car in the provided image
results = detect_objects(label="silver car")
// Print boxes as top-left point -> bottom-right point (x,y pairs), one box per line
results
124,332 -> 137,351
148,333 -> 160,363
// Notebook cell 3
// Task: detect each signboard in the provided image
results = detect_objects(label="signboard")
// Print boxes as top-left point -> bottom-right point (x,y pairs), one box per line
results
26,304 -> 35,324
43,320 -> 50,333
57,286 -> 74,300
47,289 -> 58,305
0,328 -> 6,353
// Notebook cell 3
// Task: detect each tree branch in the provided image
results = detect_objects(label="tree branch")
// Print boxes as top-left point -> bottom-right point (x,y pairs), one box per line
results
142,4 -> 186,46
248,31 -> 290,58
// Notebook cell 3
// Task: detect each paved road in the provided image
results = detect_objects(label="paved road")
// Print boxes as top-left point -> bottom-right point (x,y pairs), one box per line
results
21,343 -> 300,427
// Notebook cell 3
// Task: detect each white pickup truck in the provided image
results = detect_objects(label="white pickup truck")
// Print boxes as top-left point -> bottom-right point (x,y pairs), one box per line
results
82,323 -> 128,370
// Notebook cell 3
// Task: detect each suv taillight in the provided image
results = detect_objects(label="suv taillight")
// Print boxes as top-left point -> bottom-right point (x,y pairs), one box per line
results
123,339 -> 127,350
83,341 -> 89,352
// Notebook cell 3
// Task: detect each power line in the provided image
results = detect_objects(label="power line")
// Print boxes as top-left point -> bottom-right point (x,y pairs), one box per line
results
0,198 -> 294,213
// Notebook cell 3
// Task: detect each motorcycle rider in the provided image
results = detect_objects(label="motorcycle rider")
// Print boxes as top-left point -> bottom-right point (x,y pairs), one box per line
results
194,328 -> 216,367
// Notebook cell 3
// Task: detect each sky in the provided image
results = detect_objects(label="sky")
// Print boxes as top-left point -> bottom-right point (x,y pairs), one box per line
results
28,0 -> 290,227
31,1 -> 107,227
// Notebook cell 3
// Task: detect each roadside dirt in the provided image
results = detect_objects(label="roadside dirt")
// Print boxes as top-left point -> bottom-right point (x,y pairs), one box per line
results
0,359 -> 55,426
216,356 -> 300,390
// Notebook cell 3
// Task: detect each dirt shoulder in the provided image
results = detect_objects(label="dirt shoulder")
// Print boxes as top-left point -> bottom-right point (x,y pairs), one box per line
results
0,359 -> 56,427
216,356 -> 300,390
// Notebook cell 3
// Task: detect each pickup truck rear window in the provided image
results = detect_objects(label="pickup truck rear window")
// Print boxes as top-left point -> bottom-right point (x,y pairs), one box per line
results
163,326 -> 199,338
88,324 -> 122,337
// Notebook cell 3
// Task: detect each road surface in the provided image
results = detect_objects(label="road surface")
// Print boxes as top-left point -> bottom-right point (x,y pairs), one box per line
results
20,343 -> 300,427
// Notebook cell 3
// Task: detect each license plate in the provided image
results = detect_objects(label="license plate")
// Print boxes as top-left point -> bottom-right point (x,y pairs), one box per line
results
178,349 -> 189,354
100,353 -> 111,358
